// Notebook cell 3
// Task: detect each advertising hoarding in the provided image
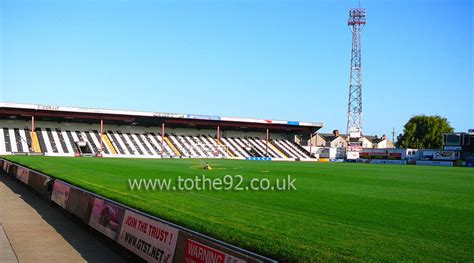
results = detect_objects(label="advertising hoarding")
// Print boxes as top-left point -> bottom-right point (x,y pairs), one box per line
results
66,187 -> 95,223
184,239 -> 246,263
118,210 -> 179,263
15,166 -> 30,184
89,198 -> 125,240
51,180 -> 71,208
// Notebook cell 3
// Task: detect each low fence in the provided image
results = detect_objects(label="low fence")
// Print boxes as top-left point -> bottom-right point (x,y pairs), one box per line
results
369,159 -> 407,165
0,158 -> 276,263
357,159 -> 460,166
245,157 -> 272,161
415,160 -> 453,166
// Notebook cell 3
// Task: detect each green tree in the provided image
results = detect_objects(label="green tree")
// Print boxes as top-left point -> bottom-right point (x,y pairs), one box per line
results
396,115 -> 453,149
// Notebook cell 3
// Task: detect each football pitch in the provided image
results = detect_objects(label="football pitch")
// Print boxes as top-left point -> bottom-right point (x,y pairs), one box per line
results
3,156 -> 473,262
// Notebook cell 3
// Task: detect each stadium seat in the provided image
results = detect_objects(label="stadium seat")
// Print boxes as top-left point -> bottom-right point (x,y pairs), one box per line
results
0,120 -> 312,159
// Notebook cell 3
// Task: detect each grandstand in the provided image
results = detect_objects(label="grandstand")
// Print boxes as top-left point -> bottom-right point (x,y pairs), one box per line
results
0,103 -> 322,160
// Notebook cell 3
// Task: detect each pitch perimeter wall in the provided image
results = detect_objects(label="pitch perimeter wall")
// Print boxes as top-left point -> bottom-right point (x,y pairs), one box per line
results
0,158 -> 276,263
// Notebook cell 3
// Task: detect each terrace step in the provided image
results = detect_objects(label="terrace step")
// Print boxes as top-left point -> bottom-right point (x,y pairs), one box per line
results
164,136 -> 181,156
269,141 -> 288,158
217,139 -> 235,157
102,134 -> 117,154
30,131 -> 42,153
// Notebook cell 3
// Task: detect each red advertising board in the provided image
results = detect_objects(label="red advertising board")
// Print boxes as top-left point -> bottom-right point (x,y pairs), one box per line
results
347,145 -> 363,152
184,239 -> 246,263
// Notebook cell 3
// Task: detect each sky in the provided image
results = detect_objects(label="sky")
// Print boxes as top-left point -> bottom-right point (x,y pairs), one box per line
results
0,0 -> 472,138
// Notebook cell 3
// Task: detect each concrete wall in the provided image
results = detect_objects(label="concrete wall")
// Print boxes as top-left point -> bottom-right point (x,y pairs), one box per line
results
0,158 -> 275,263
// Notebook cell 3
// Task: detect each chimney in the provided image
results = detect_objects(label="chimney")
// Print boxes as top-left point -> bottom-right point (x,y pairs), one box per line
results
333,129 -> 340,137
382,134 -> 386,140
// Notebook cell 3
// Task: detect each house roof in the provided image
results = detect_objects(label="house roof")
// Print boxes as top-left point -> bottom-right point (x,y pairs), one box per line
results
364,135 -> 387,144
372,138 -> 386,143
364,135 -> 377,141
318,132 -> 390,144
318,133 -> 347,142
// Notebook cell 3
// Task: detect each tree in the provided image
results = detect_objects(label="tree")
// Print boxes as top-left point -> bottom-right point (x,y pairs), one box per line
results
396,115 -> 453,149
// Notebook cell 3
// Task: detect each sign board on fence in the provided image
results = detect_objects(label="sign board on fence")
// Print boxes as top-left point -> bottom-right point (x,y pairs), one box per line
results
433,151 -> 459,161
27,171 -> 49,196
89,198 -> 124,240
51,181 -> 71,208
15,167 -> 30,184
118,210 -> 179,263
416,160 -> 453,167
2,161 -> 11,173
369,159 -> 407,165
66,188 -> 95,223
444,146 -> 461,151
346,151 -> 359,160
184,239 -> 247,263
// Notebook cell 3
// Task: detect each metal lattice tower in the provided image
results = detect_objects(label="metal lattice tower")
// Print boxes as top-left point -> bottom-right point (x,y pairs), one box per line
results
346,7 -> 366,137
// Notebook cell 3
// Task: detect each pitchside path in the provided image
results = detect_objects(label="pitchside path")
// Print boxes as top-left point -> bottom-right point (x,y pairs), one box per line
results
0,175 -> 126,263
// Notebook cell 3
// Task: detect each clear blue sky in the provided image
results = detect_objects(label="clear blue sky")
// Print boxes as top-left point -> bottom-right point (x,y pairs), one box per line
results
0,0 -> 472,137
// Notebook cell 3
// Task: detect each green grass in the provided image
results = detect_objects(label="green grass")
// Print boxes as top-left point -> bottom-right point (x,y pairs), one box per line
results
3,156 -> 474,262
